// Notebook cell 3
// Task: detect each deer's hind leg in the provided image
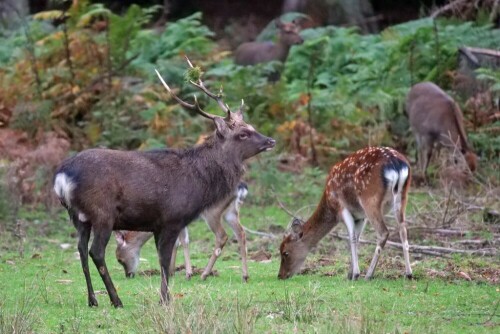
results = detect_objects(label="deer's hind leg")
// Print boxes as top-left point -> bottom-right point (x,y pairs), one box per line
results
72,211 -> 98,307
200,208 -> 227,281
89,219 -> 122,308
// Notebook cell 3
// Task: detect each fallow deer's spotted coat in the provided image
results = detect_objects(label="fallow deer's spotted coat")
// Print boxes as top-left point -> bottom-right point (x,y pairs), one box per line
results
279,147 -> 413,281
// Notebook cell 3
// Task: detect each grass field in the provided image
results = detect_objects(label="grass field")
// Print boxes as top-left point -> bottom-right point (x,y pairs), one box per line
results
1,166 -> 499,333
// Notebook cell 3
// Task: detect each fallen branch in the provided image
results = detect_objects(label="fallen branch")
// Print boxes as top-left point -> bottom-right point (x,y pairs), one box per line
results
406,227 -> 469,236
242,226 -> 277,239
331,233 -> 498,257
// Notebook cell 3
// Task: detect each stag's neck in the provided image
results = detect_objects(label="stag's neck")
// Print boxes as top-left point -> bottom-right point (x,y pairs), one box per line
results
274,41 -> 291,62
301,192 -> 339,249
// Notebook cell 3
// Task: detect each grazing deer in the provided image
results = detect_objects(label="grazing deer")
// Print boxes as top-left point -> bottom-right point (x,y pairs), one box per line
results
278,147 -> 412,281
234,18 -> 303,66
115,182 -> 250,281
53,57 -> 275,307
406,82 -> 478,178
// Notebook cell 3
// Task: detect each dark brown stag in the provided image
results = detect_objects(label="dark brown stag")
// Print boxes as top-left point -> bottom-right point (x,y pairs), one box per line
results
53,57 -> 275,307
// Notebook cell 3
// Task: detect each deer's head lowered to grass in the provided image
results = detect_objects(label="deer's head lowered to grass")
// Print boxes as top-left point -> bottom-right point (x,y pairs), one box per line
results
53,56 -> 275,308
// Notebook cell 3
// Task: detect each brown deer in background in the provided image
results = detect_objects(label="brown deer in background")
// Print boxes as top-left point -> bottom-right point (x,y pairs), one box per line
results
278,147 -> 412,281
234,18 -> 303,66
115,182 -> 249,281
53,57 -> 275,307
406,82 -> 478,179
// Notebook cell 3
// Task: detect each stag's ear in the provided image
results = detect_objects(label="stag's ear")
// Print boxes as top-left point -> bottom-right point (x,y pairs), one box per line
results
213,117 -> 230,138
290,218 -> 304,239
275,18 -> 284,28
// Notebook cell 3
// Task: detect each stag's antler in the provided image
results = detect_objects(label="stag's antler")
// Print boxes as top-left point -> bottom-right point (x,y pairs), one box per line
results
155,56 -> 233,122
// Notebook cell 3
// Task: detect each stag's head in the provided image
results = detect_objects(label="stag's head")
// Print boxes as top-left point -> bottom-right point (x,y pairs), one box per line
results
155,57 -> 275,161
278,218 -> 309,279
276,18 -> 303,46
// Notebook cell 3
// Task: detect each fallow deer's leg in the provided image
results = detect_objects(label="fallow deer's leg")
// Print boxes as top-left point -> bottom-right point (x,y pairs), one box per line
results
155,228 -> 181,304
354,218 -> 367,268
89,223 -> 122,308
201,210 -> 228,281
169,239 -> 178,277
395,186 -> 413,279
342,208 -> 360,280
177,228 -> 193,279
364,209 -> 389,280
224,201 -> 248,282
73,212 -> 98,307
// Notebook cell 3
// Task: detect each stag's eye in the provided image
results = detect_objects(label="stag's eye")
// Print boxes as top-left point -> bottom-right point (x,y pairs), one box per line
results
283,252 -> 289,257
238,133 -> 249,140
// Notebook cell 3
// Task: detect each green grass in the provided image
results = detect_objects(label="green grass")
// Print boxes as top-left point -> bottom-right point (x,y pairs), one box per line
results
0,199 -> 498,334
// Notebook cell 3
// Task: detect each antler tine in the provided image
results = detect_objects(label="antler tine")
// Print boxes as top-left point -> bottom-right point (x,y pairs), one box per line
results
183,56 -> 232,118
155,68 -> 216,121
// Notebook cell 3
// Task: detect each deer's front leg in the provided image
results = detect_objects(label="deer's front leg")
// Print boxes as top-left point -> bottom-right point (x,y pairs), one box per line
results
155,228 -> 181,304
342,208 -> 360,280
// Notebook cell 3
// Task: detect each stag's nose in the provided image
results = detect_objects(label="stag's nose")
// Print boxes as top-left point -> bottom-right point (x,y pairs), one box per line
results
267,138 -> 276,148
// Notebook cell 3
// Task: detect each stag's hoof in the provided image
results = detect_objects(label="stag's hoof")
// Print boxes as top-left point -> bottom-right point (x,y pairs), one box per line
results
242,275 -> 249,283
405,273 -> 414,280
88,295 -> 98,307
185,273 -> 193,280
126,272 -> 135,279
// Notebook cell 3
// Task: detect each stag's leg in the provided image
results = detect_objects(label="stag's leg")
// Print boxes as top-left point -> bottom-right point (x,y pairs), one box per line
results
89,224 -> 122,308
396,186 -> 413,279
72,212 -> 98,307
342,209 -> 361,280
155,228 -> 180,304
201,210 -> 227,281
224,203 -> 248,282
364,208 -> 389,280
177,228 -> 193,279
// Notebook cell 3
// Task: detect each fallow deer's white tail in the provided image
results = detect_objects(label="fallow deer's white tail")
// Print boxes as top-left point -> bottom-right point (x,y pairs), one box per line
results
383,159 -> 410,215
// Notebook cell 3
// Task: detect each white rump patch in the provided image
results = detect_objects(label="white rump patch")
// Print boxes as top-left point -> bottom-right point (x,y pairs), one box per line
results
53,173 -> 75,207
383,169 -> 399,184
384,166 -> 409,213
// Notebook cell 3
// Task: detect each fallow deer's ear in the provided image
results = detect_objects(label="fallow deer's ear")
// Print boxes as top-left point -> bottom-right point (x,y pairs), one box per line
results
291,218 -> 304,239
115,231 -> 125,246
213,117 -> 230,138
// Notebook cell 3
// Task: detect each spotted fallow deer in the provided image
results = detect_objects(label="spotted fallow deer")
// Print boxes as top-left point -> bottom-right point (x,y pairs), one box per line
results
53,57 -> 275,307
278,147 -> 412,281
234,18 -> 303,66
406,82 -> 478,178
115,182 -> 249,281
